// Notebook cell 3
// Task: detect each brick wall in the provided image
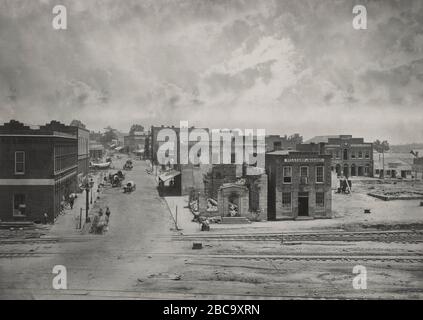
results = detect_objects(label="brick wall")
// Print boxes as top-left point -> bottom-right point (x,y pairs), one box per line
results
0,185 -> 54,222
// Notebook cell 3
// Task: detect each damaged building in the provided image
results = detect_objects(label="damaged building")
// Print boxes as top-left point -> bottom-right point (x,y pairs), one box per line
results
194,164 -> 268,223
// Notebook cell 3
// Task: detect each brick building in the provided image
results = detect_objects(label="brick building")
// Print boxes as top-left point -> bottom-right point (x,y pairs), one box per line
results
71,126 -> 89,185
265,134 -> 302,152
0,120 -> 78,223
266,150 -> 332,220
304,135 -> 373,178
124,131 -> 149,155
150,125 -> 265,196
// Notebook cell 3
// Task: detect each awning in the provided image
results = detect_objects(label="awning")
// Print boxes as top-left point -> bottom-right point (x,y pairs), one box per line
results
159,170 -> 181,182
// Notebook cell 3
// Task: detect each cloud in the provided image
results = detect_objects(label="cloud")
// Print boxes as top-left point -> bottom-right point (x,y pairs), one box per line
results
0,0 -> 422,143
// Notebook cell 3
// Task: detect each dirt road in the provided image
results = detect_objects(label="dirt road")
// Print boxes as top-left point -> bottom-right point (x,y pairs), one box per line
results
0,156 -> 178,299
1,155 -> 422,299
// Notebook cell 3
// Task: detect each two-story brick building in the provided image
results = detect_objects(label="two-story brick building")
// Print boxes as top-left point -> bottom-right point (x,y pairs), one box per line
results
304,135 -> 373,178
266,150 -> 332,220
0,120 -> 78,223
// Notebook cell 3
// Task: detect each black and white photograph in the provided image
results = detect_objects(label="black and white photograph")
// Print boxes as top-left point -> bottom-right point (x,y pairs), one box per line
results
0,0 -> 422,303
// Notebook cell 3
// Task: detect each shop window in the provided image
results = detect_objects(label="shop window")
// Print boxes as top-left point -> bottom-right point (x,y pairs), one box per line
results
316,166 -> 324,183
15,151 -> 25,174
283,166 -> 292,183
282,192 -> 292,210
316,192 -> 325,208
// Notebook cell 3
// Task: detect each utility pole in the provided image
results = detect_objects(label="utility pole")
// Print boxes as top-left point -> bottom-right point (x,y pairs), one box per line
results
85,187 -> 90,221
382,148 -> 385,179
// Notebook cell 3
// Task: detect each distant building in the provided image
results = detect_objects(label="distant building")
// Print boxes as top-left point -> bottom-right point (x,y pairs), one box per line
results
150,125 -> 266,196
374,152 -> 414,179
303,135 -> 373,177
124,131 -> 149,155
0,120 -> 78,223
266,150 -> 332,220
265,134 -> 302,152
412,157 -> 423,179
89,142 -> 104,160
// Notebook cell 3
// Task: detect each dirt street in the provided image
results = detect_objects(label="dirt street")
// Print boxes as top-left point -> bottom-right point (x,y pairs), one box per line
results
0,155 -> 422,299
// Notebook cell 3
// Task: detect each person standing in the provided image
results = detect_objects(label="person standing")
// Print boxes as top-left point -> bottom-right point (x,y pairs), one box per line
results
105,207 -> 111,218
69,194 -> 75,210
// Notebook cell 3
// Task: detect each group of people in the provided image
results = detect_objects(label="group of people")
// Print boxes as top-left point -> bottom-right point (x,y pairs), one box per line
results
90,207 -> 111,234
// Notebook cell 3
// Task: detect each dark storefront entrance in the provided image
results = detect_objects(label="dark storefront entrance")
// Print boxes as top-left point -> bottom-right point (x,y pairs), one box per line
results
298,192 -> 309,216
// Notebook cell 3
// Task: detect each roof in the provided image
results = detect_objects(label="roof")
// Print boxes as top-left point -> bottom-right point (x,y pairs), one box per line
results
304,135 -> 339,144
266,150 -> 291,156
90,146 -> 104,151
159,169 -> 181,182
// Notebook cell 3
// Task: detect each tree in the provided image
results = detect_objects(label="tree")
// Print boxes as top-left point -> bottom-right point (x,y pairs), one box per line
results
100,126 -> 118,146
70,119 -> 86,129
287,133 -> 303,145
373,140 -> 390,153
374,139 -> 389,179
129,124 -> 144,135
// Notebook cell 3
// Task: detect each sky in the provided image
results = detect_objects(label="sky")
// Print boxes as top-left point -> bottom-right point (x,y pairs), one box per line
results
0,0 -> 422,144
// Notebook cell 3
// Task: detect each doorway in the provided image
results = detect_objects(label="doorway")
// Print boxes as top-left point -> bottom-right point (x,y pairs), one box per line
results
351,164 -> 356,176
298,192 -> 309,217
343,164 -> 349,178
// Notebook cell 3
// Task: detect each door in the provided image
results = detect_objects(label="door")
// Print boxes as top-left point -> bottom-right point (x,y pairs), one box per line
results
298,192 -> 309,216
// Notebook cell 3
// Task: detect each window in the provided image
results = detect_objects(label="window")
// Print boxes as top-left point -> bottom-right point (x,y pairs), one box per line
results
15,151 -> 25,174
335,150 -> 340,159
316,166 -> 324,183
351,152 -> 356,159
230,153 -> 236,164
316,192 -> 325,208
375,169 -> 380,175
300,166 -> 309,177
282,192 -> 292,210
13,194 -> 26,216
364,165 -> 369,175
283,166 -> 292,183
365,151 -> 370,159
343,149 -> 348,160
300,166 -> 309,184
358,151 -> 363,159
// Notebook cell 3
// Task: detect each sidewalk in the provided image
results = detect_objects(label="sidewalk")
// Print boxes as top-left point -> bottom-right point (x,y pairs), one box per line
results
50,173 -> 105,237
164,196 -> 201,234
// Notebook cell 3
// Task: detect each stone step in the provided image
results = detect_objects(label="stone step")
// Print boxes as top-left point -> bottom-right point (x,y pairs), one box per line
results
221,217 -> 251,224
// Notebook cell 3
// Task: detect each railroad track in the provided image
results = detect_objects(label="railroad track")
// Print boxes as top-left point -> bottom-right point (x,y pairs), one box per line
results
172,230 -> 423,243
1,250 -> 421,263
0,287 -> 386,300
0,252 -> 46,258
